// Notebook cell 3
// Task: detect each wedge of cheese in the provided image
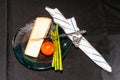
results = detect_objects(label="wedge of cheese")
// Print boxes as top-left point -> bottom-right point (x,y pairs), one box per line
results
24,17 -> 52,58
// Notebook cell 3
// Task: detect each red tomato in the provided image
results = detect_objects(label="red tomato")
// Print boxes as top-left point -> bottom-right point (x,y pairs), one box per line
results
41,41 -> 55,56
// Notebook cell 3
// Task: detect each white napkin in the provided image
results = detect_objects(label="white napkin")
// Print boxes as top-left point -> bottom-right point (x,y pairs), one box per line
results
45,6 -> 112,72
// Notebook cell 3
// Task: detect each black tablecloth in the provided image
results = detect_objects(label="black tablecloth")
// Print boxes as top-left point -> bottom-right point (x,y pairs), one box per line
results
0,0 -> 120,80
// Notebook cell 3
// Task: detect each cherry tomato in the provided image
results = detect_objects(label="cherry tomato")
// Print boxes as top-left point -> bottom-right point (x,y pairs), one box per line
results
41,41 -> 55,56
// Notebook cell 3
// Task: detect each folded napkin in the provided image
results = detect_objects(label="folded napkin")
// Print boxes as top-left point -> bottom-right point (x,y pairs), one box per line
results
45,6 -> 112,72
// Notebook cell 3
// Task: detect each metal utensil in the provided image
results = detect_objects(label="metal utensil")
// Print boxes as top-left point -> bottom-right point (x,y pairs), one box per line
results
31,30 -> 86,41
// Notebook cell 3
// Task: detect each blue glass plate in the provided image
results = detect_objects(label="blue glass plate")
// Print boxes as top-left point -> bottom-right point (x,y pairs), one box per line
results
12,21 -> 69,70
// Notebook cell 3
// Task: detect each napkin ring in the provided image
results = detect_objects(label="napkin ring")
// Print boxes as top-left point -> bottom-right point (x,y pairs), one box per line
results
72,30 -> 86,47
73,36 -> 82,47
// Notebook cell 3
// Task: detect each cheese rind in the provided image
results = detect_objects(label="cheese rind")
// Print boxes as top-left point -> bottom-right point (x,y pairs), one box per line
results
24,17 -> 52,58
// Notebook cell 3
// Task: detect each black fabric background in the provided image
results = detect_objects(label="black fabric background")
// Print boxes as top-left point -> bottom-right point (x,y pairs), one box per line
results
0,0 -> 7,80
0,0 -> 120,80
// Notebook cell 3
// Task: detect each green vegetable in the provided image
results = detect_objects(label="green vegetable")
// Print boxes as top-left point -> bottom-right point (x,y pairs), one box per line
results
51,24 -> 63,71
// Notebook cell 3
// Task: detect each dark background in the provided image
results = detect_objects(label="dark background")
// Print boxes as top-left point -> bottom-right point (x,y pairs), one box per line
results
0,0 -> 120,80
